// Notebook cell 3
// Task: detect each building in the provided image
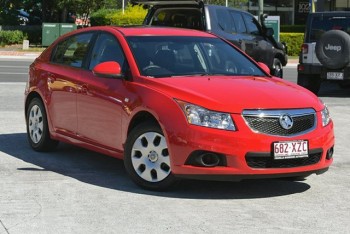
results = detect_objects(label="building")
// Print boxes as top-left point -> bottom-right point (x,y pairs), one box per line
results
241,0 -> 350,25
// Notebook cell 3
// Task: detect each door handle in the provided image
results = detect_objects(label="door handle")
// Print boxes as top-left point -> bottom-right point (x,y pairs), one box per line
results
47,76 -> 55,83
77,84 -> 88,94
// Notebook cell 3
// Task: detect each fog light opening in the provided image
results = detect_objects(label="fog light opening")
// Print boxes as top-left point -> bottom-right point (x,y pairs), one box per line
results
326,147 -> 334,160
198,153 -> 220,167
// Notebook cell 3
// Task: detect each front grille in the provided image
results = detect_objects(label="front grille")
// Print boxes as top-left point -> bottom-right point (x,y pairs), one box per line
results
243,109 -> 316,136
246,151 -> 322,168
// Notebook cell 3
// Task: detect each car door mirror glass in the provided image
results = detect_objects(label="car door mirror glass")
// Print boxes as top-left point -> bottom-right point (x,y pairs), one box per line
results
93,61 -> 123,78
258,62 -> 270,74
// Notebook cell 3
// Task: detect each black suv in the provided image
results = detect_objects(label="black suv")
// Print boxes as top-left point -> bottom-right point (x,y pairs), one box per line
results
298,12 -> 350,94
131,0 -> 288,78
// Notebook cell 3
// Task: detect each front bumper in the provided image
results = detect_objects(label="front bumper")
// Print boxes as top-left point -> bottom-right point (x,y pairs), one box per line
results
167,113 -> 334,179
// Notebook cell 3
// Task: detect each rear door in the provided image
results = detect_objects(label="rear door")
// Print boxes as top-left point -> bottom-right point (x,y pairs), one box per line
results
46,32 -> 94,137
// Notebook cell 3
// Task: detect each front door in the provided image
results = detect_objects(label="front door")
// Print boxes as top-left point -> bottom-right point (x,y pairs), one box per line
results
76,33 -> 128,150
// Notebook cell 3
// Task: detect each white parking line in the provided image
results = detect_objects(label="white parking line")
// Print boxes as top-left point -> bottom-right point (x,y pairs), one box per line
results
0,72 -> 27,75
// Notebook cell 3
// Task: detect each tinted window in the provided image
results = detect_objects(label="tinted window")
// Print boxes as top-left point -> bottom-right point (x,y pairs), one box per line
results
216,9 -> 235,33
88,33 -> 127,72
242,13 -> 261,35
51,33 -> 93,68
230,12 -> 247,34
151,9 -> 203,29
127,36 -> 265,78
309,16 -> 350,42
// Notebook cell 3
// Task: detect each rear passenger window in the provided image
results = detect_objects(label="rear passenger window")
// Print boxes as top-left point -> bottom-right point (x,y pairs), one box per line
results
51,33 -> 93,68
230,12 -> 247,34
216,9 -> 235,33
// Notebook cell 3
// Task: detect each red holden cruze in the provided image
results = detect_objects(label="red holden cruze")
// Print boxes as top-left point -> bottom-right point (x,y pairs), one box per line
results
25,26 -> 334,190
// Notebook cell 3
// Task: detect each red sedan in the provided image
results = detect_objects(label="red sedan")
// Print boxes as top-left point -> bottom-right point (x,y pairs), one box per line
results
25,26 -> 334,190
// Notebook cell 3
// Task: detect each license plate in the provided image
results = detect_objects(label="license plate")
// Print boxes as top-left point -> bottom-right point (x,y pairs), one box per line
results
327,72 -> 344,80
273,140 -> 308,160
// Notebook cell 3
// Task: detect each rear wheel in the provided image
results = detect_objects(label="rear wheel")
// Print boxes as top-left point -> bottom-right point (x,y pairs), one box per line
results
124,121 -> 176,191
297,74 -> 322,95
26,98 -> 58,151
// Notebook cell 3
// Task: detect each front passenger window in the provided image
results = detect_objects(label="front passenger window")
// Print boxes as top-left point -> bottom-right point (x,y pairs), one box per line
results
89,33 -> 127,72
242,14 -> 261,35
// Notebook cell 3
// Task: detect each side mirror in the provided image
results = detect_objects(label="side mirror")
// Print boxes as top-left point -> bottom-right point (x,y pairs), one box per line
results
265,27 -> 274,37
257,62 -> 270,75
93,61 -> 123,78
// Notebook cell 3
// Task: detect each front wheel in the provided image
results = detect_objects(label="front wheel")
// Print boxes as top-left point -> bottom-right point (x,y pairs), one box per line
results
26,98 -> 58,151
272,58 -> 283,78
124,122 -> 176,191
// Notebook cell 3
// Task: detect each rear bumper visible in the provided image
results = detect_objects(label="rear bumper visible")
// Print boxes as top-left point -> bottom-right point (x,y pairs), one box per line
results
297,63 -> 322,75
298,63 -> 350,81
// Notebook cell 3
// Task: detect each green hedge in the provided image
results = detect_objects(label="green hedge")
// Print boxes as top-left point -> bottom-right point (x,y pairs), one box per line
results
280,33 -> 304,56
281,25 -> 305,33
0,30 -> 27,47
90,5 -> 147,26
90,9 -> 119,26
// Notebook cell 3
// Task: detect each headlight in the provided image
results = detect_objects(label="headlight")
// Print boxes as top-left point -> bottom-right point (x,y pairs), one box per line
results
321,105 -> 331,127
319,98 -> 331,127
176,100 -> 236,131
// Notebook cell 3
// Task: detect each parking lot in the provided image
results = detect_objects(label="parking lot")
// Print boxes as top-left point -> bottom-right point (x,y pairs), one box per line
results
0,58 -> 349,233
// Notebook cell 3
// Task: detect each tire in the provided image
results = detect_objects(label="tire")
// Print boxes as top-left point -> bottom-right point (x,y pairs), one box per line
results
315,30 -> 350,69
26,98 -> 58,152
124,121 -> 176,191
272,58 -> 283,78
297,74 -> 321,95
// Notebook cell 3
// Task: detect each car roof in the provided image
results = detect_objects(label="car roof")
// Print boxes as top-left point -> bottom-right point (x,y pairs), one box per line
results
106,26 -> 217,37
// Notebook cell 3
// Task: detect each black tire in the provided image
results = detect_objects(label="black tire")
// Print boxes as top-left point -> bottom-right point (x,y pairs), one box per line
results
315,30 -> 350,69
272,58 -> 283,78
297,74 -> 321,95
124,121 -> 177,191
26,98 -> 59,152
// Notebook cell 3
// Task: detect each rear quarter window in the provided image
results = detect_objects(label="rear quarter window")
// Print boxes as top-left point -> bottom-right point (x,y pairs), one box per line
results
150,8 -> 203,29
51,33 -> 93,68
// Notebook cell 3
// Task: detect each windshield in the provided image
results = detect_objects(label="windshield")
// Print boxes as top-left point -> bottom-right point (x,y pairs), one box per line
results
127,36 -> 266,78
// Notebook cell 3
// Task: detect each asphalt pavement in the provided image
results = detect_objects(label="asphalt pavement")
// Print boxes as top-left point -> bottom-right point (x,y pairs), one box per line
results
0,55 -> 349,234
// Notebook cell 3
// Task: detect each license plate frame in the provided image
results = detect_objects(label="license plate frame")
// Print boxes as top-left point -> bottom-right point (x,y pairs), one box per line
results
273,140 -> 309,160
327,72 -> 344,80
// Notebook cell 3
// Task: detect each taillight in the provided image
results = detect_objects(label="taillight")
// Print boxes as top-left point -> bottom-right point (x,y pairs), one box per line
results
301,44 -> 308,54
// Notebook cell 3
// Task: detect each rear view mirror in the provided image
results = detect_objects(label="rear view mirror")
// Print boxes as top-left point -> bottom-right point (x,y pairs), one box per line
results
93,61 -> 123,78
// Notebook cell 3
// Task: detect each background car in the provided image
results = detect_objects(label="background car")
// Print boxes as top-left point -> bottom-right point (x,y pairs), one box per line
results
298,11 -> 350,94
25,26 -> 333,191
131,0 -> 288,78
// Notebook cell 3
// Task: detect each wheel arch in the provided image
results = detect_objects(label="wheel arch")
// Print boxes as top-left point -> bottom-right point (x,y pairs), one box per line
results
25,91 -> 44,116
127,111 -> 160,137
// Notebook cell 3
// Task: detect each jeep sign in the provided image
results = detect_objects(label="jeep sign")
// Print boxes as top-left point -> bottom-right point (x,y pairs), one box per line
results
325,44 -> 342,52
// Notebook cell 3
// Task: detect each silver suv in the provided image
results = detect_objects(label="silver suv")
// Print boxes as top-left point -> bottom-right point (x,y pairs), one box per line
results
298,12 -> 350,94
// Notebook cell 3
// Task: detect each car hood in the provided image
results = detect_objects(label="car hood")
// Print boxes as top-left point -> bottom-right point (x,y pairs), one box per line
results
142,76 -> 323,113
